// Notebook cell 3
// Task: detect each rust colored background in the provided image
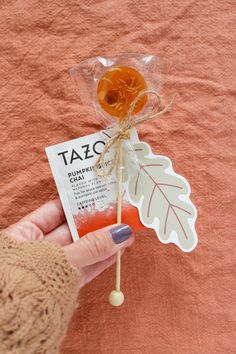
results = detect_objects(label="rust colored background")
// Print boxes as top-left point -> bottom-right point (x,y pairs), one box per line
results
0,1 -> 235,353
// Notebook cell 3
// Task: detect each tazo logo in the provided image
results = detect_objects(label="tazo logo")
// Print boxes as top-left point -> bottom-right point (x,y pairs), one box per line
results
58,140 -> 105,165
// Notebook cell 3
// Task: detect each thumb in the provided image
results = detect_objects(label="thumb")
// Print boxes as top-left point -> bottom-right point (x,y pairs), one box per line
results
64,224 -> 134,269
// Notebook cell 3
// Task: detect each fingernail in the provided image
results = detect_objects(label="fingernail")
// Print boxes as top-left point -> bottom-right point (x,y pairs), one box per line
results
110,224 -> 132,244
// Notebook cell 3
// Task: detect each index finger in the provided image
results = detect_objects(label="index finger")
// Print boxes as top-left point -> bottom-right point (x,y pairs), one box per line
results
22,199 -> 66,234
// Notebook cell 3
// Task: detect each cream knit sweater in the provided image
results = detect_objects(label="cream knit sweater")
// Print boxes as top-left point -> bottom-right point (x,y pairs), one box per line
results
0,231 -> 79,354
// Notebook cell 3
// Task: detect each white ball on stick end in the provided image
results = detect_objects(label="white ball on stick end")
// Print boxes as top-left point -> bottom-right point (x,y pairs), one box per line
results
109,290 -> 125,306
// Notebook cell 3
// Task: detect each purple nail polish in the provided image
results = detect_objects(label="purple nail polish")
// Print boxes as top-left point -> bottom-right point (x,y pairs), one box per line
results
110,224 -> 132,244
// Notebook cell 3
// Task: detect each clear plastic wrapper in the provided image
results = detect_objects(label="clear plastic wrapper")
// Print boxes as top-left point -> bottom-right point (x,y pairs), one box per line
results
70,53 -> 162,125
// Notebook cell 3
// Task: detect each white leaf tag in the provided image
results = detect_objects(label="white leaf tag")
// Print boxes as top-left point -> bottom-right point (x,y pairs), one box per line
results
123,142 -> 198,252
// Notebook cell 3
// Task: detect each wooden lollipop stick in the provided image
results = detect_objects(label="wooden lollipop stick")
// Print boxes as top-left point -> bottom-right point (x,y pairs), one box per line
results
109,143 -> 125,306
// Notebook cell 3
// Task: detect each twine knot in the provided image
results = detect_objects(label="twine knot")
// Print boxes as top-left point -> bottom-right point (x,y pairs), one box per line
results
118,129 -> 130,140
94,89 -> 176,178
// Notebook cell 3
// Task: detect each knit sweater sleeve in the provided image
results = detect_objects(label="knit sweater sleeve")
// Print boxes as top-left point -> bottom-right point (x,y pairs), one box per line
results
0,231 -> 79,354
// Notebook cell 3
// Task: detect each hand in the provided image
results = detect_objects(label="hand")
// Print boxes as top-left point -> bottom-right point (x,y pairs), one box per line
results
5,199 -> 134,287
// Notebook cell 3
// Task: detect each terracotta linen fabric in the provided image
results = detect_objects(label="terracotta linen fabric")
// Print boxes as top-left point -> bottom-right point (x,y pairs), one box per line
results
0,1 -> 235,353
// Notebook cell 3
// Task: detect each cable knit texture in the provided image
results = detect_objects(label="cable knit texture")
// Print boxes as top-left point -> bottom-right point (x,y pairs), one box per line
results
0,231 -> 79,354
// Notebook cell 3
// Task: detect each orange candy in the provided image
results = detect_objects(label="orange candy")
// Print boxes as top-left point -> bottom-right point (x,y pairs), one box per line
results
97,66 -> 147,119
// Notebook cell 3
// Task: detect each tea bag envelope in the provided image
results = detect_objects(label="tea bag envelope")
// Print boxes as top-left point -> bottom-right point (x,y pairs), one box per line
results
46,128 -> 143,241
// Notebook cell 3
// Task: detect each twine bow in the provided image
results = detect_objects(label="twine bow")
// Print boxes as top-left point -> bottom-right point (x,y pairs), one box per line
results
94,89 -> 176,178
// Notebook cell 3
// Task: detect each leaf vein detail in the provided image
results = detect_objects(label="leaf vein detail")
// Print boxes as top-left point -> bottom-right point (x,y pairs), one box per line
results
141,166 -> 190,240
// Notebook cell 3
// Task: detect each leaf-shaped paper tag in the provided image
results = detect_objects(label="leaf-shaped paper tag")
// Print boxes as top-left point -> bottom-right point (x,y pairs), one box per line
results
123,142 -> 198,252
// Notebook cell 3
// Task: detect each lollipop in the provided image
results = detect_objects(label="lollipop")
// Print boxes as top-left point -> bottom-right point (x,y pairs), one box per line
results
95,66 -> 188,307
97,66 -> 147,119
96,66 -> 149,305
